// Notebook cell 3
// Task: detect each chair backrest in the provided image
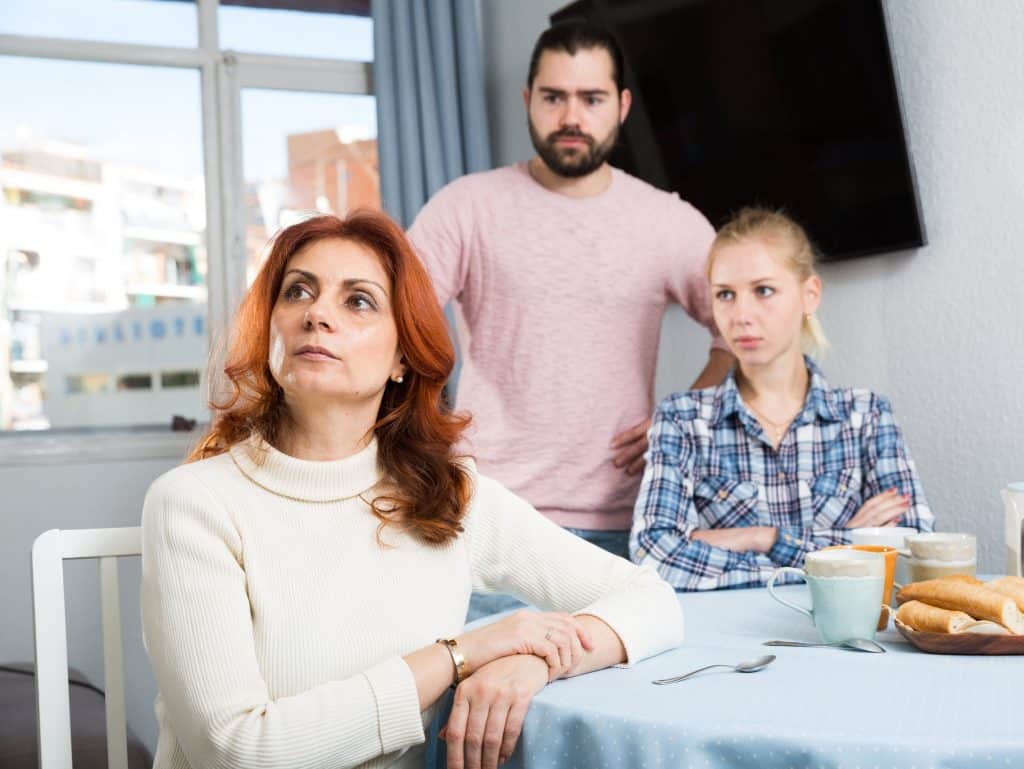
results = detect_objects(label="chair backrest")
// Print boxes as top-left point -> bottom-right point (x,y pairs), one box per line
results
31,527 -> 142,769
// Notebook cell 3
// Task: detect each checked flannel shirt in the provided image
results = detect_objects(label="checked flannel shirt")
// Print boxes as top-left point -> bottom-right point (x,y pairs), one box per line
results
630,358 -> 934,591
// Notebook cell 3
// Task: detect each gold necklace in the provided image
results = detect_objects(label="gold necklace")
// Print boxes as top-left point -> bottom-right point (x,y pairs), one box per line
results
744,400 -> 802,442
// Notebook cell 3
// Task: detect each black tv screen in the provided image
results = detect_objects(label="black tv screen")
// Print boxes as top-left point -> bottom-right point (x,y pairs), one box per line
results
551,0 -> 925,260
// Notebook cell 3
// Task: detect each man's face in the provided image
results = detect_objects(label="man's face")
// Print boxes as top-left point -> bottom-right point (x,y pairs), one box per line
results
525,48 -> 631,178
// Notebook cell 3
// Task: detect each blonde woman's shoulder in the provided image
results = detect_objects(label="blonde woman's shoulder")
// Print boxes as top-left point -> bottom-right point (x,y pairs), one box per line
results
827,387 -> 897,430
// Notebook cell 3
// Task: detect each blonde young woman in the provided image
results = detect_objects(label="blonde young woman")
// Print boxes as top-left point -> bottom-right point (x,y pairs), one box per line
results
630,207 -> 934,591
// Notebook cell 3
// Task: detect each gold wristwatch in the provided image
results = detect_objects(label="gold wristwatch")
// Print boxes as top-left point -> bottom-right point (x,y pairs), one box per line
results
436,638 -> 467,685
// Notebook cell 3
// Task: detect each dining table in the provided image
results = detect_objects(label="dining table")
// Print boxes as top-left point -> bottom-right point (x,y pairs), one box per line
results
462,581 -> 1024,769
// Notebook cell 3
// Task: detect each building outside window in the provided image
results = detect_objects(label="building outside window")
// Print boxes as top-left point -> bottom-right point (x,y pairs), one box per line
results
0,0 -> 378,438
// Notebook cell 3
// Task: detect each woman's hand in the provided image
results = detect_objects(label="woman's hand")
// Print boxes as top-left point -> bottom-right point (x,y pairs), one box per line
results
442,654 -> 548,769
458,609 -> 594,682
845,489 -> 909,528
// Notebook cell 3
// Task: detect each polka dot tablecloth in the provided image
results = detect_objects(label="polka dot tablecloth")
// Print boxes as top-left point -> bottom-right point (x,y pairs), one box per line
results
477,583 -> 1022,769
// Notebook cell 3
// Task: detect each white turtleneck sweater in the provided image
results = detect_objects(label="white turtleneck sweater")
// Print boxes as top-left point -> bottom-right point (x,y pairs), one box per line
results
141,435 -> 684,769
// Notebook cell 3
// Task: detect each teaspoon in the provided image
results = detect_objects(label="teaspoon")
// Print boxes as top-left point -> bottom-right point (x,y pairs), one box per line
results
652,654 -> 776,685
763,638 -> 885,653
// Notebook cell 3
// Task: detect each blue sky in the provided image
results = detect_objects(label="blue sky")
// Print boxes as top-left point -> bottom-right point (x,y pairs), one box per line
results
0,0 -> 376,181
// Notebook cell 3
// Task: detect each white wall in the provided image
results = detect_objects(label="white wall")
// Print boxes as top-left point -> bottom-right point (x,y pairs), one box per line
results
481,0 -> 1024,571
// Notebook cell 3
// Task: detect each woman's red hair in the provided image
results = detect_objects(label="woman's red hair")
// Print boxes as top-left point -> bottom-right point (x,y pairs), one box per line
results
189,210 -> 472,544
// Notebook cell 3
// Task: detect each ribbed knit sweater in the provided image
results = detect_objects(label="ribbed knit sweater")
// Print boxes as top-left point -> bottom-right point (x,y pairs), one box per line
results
141,435 -> 684,769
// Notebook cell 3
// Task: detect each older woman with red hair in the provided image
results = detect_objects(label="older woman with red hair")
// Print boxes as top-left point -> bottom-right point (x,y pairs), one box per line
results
140,210 -> 682,769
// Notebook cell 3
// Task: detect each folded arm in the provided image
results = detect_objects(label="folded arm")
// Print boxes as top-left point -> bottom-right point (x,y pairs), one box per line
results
763,395 -> 936,567
449,468 -> 681,769
630,402 -> 775,590
465,467 -> 683,668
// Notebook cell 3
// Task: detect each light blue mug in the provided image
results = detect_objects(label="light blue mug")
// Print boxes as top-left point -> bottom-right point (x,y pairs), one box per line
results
767,550 -> 887,643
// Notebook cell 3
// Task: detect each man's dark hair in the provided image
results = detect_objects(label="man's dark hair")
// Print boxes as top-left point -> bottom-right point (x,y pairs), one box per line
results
526,21 -> 626,93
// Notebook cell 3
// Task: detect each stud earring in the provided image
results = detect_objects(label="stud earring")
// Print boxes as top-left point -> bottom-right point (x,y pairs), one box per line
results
393,374 -> 404,384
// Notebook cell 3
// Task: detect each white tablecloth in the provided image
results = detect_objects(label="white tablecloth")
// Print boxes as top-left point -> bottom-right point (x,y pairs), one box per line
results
496,583 -> 1021,769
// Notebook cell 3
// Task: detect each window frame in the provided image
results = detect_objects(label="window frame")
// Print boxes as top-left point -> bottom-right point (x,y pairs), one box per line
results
0,0 -> 374,463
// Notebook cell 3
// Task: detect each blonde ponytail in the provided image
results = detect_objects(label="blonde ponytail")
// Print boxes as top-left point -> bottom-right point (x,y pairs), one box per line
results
801,312 -> 829,358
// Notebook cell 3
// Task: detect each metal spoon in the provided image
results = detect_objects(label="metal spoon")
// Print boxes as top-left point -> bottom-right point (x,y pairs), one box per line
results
652,654 -> 776,685
763,638 -> 885,653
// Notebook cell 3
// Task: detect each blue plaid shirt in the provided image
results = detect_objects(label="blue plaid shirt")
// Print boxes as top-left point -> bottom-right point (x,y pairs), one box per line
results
630,358 -> 934,591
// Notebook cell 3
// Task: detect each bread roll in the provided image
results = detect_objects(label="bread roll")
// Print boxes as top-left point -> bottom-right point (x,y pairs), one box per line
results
987,576 -> 1024,612
939,574 -> 984,586
895,579 -> 1024,634
896,600 -> 975,633
961,620 -> 1011,636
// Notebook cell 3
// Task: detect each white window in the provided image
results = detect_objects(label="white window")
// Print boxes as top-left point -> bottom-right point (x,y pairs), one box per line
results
0,0 -> 377,457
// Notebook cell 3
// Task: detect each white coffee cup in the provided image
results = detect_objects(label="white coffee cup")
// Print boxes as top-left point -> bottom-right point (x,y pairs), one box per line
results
904,533 -> 977,581
849,526 -> 917,586
904,532 -> 976,561
767,551 -> 887,643
803,548 -> 887,578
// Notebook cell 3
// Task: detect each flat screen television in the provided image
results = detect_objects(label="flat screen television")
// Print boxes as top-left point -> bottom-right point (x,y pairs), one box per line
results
551,0 -> 925,260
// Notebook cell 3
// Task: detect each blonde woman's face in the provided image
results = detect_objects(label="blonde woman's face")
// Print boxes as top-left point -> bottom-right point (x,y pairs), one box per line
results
268,238 -> 405,407
709,238 -> 821,368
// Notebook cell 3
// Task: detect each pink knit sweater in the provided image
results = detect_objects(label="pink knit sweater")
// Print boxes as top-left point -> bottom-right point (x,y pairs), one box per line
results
409,163 -> 722,530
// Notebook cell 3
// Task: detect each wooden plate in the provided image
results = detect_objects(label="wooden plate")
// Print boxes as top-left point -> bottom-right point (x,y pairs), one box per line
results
894,619 -> 1024,655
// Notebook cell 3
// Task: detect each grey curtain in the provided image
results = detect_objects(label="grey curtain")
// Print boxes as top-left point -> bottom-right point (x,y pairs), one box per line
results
373,0 -> 492,227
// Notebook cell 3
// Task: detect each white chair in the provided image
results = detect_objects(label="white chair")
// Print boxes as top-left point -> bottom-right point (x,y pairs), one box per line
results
31,527 -> 142,769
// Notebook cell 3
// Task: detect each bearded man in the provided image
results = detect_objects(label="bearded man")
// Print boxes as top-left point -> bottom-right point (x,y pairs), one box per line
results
408,21 -> 732,618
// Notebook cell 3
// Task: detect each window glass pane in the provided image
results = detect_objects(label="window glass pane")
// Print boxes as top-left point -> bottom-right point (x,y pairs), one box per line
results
241,89 -> 379,283
117,373 -> 153,391
0,56 -> 208,431
0,0 -> 197,48
161,369 -> 201,389
67,373 -> 111,395
219,5 -> 372,61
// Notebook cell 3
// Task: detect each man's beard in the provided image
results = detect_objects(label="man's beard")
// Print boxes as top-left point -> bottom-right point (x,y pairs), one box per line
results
528,120 -> 619,179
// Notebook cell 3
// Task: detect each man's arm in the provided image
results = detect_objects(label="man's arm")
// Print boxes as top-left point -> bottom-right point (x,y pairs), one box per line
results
689,348 -> 735,390
406,182 -> 471,308
612,349 -> 735,474
661,199 -> 732,391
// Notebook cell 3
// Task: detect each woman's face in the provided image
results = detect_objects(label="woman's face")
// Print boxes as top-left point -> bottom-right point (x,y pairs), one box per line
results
709,237 -> 820,369
268,237 -> 404,407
